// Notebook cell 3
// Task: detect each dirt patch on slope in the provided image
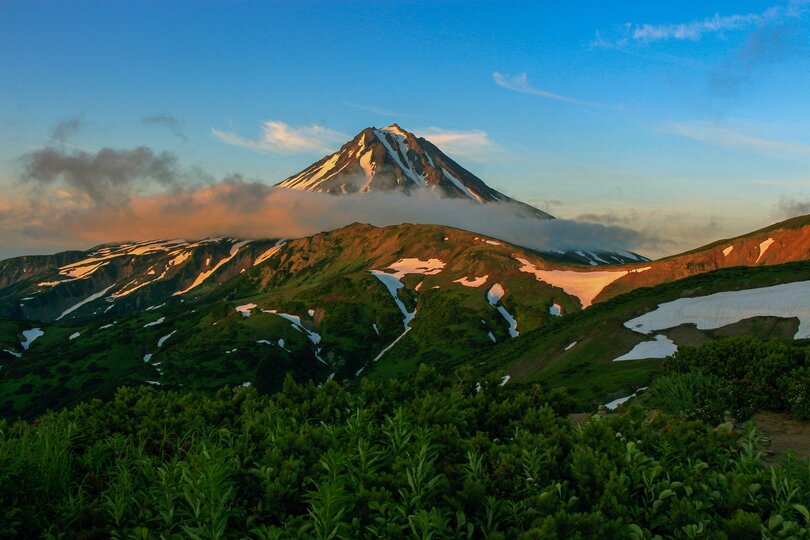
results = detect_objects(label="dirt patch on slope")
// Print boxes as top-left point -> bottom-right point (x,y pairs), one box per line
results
753,411 -> 810,460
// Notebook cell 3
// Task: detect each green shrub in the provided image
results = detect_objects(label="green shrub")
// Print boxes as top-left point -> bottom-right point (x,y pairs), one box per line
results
785,367 -> 810,420
648,372 -> 730,424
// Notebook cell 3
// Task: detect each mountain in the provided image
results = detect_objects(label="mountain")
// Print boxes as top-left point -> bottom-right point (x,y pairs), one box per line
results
276,124 -> 554,219
3,215 -> 810,419
0,237 -> 283,322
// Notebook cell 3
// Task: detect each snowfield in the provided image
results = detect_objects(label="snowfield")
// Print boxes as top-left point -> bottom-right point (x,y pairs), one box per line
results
514,257 -> 645,308
371,270 -> 416,328
756,238 -> 775,263
174,240 -> 249,296
383,258 -> 446,279
486,283 -> 505,305
143,317 -> 166,328
157,330 -> 177,347
56,285 -> 116,321
624,280 -> 810,339
454,275 -> 489,287
486,283 -> 518,337
605,387 -> 648,410
21,328 -> 44,350
613,335 -> 678,362
254,240 -> 286,266
235,303 -> 257,317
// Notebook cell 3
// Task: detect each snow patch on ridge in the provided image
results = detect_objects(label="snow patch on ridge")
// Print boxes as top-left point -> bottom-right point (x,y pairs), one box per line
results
613,335 -> 677,362
624,280 -> 810,339
56,285 -> 116,321
21,328 -> 44,350
515,257 -> 635,308
235,303 -> 257,317
174,240 -> 249,296
756,238 -> 774,263
454,275 -> 488,288
486,283 -> 518,337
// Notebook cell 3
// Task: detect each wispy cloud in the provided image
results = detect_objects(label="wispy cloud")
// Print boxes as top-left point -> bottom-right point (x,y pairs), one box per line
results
19,145 -> 186,205
142,114 -> 188,142
51,118 -> 83,143
212,120 -> 348,154
343,102 -> 407,118
664,121 -> 810,156
414,127 -> 499,161
492,72 -> 594,106
596,1 -> 807,46
774,195 -> 810,219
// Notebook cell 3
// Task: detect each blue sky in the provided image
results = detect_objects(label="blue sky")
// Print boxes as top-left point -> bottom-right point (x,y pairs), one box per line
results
2,0 -> 810,258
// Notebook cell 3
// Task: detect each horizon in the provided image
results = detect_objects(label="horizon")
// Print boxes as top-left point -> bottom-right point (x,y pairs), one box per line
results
2,0 -> 810,260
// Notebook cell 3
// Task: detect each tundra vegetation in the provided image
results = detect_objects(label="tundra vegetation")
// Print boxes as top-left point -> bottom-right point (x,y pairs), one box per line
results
2,343 -> 810,539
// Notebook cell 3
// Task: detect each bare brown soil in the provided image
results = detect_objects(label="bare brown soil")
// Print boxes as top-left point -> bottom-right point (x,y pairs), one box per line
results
753,411 -> 810,460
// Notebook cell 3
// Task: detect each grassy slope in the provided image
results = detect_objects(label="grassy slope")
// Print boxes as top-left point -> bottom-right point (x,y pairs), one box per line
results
480,260 -> 810,408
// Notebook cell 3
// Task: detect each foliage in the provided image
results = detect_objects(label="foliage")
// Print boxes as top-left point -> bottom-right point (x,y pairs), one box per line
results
663,337 -> 810,419
0,365 -> 808,538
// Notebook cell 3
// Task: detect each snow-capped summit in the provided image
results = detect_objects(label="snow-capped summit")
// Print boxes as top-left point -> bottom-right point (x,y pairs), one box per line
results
276,124 -> 553,219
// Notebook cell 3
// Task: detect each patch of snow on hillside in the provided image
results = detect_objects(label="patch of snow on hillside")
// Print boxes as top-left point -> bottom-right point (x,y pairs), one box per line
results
99,323 -> 115,329
359,149 -> 376,192
565,341 -> 577,351
514,257 -> 629,308
235,303 -> 257,317
624,280 -> 810,339
500,375 -> 511,386
485,283 -> 518,337
143,354 -> 152,362
497,306 -> 519,337
630,267 -> 651,274
722,245 -> 733,257
486,283 -> 505,305
254,239 -> 286,266
174,240 -> 250,296
3,349 -> 22,358
487,331 -> 496,343
308,309 -> 315,317
68,332 -> 80,340
756,238 -> 775,263
442,168 -> 483,203
56,284 -> 116,321
169,250 -> 192,267
143,317 -> 166,328
605,387 -> 648,410
20,328 -> 44,350
370,271 -> 414,328
257,340 -> 273,345
157,330 -> 176,347
383,258 -> 446,279
549,303 -> 562,316
454,275 -> 488,287
613,335 -> 677,361
372,323 -> 380,335
373,327 -> 412,362
60,261 -> 109,280
262,309 -> 323,347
